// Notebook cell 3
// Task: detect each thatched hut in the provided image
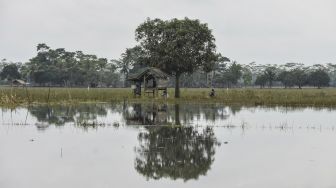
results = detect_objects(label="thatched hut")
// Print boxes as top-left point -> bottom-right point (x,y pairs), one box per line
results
127,67 -> 169,96
12,79 -> 27,87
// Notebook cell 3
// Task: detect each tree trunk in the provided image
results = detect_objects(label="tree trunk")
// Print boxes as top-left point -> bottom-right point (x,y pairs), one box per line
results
175,104 -> 180,125
124,72 -> 128,88
175,73 -> 180,98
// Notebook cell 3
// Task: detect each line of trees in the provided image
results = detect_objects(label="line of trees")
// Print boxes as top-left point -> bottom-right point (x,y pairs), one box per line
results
0,18 -> 335,91
1,44 -> 121,87
1,49 -> 335,89
251,63 -> 332,89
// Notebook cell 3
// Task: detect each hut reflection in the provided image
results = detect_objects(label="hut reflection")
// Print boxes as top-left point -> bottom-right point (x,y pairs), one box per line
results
125,103 -> 169,125
124,102 -> 235,126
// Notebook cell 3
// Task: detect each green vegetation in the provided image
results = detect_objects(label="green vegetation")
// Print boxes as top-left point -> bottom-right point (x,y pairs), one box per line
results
0,63 -> 21,81
23,44 -> 119,87
2,87 -> 336,107
135,18 -> 220,98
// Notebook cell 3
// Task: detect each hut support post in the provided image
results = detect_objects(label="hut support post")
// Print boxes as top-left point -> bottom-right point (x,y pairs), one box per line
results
143,76 -> 146,96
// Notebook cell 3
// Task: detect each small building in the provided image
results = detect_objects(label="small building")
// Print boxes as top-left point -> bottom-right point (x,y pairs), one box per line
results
12,79 -> 27,87
127,67 -> 170,97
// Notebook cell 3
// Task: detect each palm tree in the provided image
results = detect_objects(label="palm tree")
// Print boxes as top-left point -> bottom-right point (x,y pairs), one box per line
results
111,58 -> 130,87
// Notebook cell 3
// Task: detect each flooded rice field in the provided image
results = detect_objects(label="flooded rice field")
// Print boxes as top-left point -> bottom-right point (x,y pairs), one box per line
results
1,102 -> 336,188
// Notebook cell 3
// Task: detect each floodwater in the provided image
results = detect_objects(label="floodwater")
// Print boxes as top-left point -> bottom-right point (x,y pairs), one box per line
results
1,102 -> 336,188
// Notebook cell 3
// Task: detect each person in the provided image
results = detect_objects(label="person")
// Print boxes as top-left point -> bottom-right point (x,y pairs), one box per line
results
153,79 -> 157,88
209,88 -> 215,97
162,89 -> 168,98
135,82 -> 141,96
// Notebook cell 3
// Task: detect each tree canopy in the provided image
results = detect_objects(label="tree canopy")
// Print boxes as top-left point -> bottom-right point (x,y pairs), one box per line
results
308,69 -> 330,88
21,43 -> 120,87
0,63 -> 21,81
135,18 -> 220,97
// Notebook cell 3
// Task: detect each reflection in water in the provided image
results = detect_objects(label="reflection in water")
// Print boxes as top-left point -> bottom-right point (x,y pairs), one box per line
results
24,102 -> 225,181
2,103 -> 336,187
124,102 -> 235,126
135,126 -> 220,181
30,105 -> 75,126
127,103 -> 221,181
18,102 -> 334,130
5,102 -> 333,132
125,103 -> 170,125
28,104 -> 110,130
27,102 -> 224,181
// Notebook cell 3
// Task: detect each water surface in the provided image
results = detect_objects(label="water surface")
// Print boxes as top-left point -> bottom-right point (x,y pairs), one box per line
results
1,102 -> 336,188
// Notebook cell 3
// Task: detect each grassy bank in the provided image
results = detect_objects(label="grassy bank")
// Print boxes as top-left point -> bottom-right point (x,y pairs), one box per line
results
1,87 -> 336,107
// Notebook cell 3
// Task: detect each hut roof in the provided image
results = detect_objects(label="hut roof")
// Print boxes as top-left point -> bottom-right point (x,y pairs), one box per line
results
12,79 -> 26,85
127,67 -> 169,81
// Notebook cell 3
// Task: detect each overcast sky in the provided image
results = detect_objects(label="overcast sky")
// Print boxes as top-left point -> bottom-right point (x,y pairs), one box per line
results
1,0 -> 336,65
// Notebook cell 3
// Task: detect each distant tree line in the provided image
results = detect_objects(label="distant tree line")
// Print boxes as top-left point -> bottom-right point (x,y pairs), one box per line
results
0,48 -> 336,88
0,17 -> 334,90
172,62 -> 333,89
1,44 -> 121,87
1,48 -> 334,89
249,62 -> 332,89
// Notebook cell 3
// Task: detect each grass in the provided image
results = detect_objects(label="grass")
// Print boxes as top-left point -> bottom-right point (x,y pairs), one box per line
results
1,86 -> 336,107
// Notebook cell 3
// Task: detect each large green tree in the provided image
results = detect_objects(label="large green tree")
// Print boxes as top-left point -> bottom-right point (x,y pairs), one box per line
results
242,66 -> 253,87
277,70 -> 294,88
264,66 -> 277,88
225,61 -> 242,87
135,18 -> 219,97
308,69 -> 330,88
255,74 -> 267,88
112,46 -> 145,87
25,43 -> 120,87
292,68 -> 308,89
0,63 -> 21,81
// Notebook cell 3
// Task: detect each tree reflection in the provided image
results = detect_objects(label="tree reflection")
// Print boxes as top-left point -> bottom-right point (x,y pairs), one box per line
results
27,102 -> 243,131
28,104 -> 108,129
135,126 -> 220,181
134,103 -> 220,181
29,105 -> 75,126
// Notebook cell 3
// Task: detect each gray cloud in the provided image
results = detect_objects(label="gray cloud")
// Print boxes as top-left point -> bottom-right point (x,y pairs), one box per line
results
1,0 -> 336,64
